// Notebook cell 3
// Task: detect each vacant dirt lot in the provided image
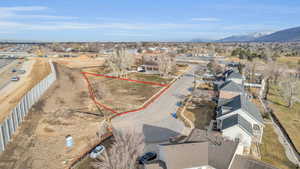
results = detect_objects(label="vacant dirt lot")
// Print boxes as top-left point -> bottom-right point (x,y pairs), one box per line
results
0,64 -> 104,169
87,72 -> 172,113
54,57 -> 105,69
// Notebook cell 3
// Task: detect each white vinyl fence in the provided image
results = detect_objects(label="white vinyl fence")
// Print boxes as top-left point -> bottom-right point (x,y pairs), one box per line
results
0,62 -> 56,152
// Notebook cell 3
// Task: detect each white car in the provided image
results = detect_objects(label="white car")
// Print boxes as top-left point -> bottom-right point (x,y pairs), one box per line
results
89,145 -> 105,159
11,76 -> 20,81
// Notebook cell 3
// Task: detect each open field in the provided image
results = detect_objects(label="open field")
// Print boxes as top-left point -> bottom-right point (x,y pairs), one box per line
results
0,59 -> 51,123
0,64 -> 104,169
267,85 -> 300,153
259,124 -> 297,169
88,72 -> 172,113
276,57 -> 300,68
53,57 -> 105,69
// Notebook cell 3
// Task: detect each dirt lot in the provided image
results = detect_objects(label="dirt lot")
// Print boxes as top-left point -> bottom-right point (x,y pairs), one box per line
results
0,64 -> 104,169
53,57 -> 105,69
87,72 -> 172,113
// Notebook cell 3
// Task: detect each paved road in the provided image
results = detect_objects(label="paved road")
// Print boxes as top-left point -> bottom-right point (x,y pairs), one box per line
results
0,59 -> 25,91
112,64 -> 198,145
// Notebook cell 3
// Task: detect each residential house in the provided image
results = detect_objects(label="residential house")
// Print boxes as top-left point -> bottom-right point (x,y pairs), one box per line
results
218,80 -> 244,99
216,94 -> 264,147
145,129 -> 277,169
224,70 -> 244,85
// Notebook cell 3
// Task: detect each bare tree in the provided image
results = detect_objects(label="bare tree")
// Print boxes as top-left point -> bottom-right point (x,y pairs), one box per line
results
207,59 -> 222,75
157,53 -> 176,77
260,61 -> 285,99
243,60 -> 260,83
93,128 -> 145,169
106,46 -> 135,78
279,74 -> 300,108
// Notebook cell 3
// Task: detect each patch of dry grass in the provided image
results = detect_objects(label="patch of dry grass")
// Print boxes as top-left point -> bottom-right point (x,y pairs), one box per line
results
268,85 -> 300,152
276,57 -> 300,68
260,124 -> 296,169
184,100 -> 215,129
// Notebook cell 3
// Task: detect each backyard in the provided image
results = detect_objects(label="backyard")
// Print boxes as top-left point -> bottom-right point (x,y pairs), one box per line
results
260,124 -> 297,169
267,85 -> 300,153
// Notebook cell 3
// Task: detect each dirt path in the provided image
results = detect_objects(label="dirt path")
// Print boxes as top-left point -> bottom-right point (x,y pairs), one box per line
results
0,64 -> 104,169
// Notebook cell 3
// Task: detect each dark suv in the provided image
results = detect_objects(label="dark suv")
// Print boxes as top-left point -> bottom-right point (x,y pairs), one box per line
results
138,152 -> 157,164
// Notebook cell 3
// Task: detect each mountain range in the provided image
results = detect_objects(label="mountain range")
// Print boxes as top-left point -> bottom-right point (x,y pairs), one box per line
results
192,26 -> 300,43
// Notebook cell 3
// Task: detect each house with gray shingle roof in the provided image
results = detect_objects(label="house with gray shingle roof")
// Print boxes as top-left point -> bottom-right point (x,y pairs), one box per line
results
218,80 -> 244,99
145,129 -> 278,169
225,70 -> 244,85
220,114 -> 254,147
215,67 -> 265,151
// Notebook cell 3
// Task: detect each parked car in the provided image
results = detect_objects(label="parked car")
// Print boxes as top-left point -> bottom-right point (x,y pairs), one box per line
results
138,152 -> 157,164
137,66 -> 146,72
89,145 -> 105,159
18,70 -> 26,74
12,69 -> 17,73
11,76 -> 20,81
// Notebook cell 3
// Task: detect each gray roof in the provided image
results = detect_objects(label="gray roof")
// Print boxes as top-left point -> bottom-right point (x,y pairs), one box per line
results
221,114 -> 253,136
218,80 -> 244,93
217,94 -> 264,124
155,129 -> 278,169
227,71 -> 243,80
230,155 -> 279,169
159,140 -> 238,169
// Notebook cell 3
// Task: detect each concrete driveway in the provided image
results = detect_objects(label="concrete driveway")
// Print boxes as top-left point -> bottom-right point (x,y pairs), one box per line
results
112,64 -> 198,146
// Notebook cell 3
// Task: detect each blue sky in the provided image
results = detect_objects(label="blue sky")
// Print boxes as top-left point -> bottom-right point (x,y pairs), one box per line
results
0,0 -> 299,41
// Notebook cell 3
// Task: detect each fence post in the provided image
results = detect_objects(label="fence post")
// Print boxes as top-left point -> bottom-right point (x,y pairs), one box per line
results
0,124 -> 5,152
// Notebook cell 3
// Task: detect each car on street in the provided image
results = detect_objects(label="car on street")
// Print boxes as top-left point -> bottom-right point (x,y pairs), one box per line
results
138,152 -> 157,164
11,76 -> 20,81
89,145 -> 105,159
18,70 -> 26,74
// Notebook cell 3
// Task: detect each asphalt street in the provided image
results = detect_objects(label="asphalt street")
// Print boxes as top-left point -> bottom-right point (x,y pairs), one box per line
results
112,64 -> 198,145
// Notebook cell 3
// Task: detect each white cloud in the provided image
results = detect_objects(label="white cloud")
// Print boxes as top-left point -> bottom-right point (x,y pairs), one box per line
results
14,15 -> 79,20
0,6 -> 77,20
0,6 -> 48,11
104,32 -> 152,37
191,17 -> 220,22
0,20 -> 209,31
